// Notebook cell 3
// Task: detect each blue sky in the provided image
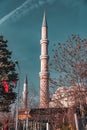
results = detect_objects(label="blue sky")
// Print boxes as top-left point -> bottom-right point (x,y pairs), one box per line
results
0,0 -> 87,99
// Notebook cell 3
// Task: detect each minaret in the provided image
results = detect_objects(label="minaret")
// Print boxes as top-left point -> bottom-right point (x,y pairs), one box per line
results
39,11 -> 49,108
22,75 -> 28,109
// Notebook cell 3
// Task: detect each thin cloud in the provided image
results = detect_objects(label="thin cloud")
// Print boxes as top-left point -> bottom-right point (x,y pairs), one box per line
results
0,0 -> 30,25
0,0 -> 56,25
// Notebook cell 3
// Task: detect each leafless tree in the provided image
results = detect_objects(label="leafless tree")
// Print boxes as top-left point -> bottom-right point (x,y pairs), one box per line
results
49,34 -> 87,117
49,34 -> 87,87
28,84 -> 39,108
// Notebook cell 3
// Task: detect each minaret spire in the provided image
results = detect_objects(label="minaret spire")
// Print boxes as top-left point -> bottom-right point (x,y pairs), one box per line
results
22,75 -> 28,109
39,11 -> 49,108
42,10 -> 47,27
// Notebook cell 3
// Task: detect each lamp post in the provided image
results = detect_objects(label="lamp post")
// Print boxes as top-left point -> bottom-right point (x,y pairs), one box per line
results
15,103 -> 18,130
25,110 -> 30,130
15,61 -> 21,130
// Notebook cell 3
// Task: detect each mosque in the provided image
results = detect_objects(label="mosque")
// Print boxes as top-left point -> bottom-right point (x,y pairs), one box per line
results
22,11 -> 49,109
18,11 -> 67,130
18,12 -> 87,130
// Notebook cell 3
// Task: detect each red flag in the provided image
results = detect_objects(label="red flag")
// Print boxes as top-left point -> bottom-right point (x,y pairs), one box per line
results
3,120 -> 9,130
2,81 -> 9,92
12,81 -> 17,88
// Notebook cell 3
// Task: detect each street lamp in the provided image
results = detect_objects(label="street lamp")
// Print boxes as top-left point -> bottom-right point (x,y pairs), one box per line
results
15,61 -> 21,130
25,110 -> 30,130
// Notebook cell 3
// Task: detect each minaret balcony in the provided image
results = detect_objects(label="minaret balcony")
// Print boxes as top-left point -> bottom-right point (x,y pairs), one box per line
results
40,39 -> 49,44
40,55 -> 49,60
39,71 -> 49,78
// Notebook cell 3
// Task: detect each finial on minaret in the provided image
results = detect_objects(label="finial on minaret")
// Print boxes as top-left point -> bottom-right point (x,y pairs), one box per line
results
42,10 -> 47,27
22,75 -> 28,109
25,75 -> 28,84
39,11 -> 49,108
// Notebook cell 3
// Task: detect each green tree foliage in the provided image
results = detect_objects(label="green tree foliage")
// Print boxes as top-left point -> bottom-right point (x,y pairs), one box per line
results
0,35 -> 18,112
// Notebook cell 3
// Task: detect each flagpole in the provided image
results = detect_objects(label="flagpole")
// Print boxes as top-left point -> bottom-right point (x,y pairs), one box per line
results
15,61 -> 21,130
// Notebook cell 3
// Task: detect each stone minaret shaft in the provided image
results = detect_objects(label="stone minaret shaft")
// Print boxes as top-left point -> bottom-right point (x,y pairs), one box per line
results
22,75 -> 28,109
39,12 -> 49,108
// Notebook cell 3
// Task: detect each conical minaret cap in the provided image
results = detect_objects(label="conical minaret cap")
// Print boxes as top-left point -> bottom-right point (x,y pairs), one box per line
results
23,75 -> 28,92
42,10 -> 47,27
24,75 -> 28,84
